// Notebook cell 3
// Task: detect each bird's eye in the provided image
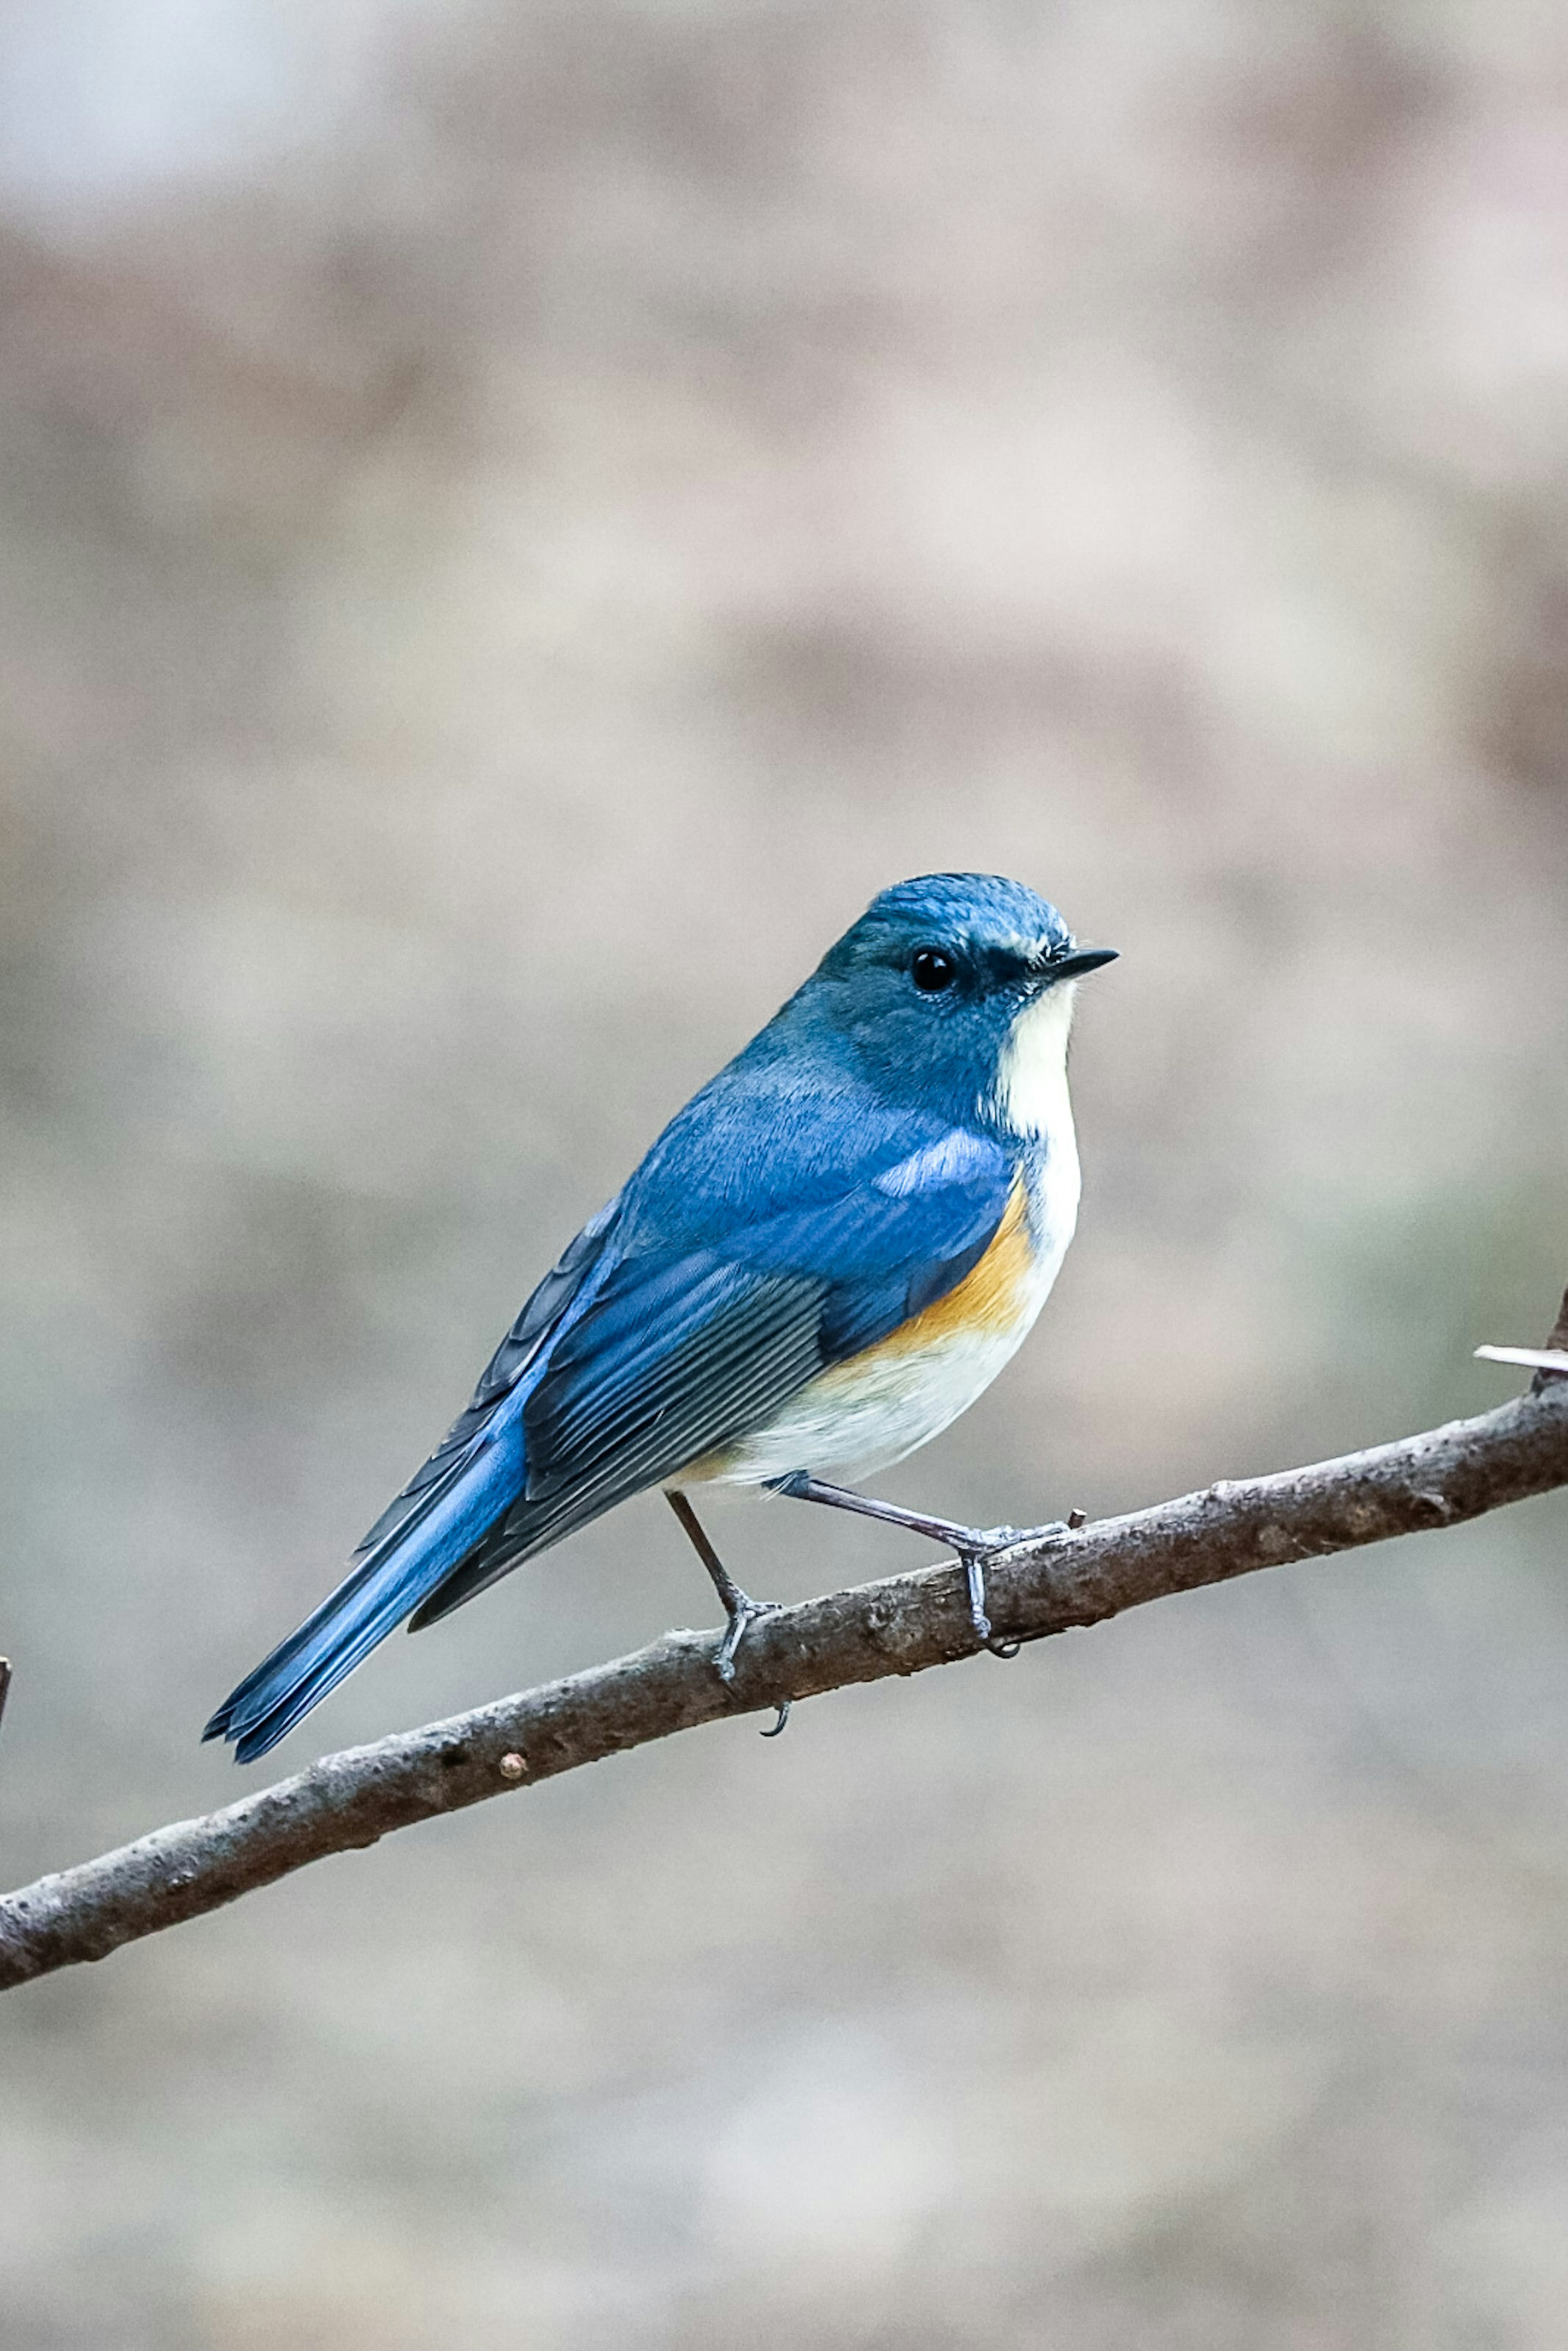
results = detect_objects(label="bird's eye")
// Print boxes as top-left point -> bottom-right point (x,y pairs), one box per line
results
911,947 -> 958,994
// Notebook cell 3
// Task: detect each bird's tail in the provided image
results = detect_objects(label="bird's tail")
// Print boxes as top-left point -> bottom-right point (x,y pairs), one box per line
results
204,1424 -> 526,1765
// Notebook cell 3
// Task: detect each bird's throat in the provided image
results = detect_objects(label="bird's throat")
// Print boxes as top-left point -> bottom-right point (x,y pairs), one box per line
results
993,981 -> 1077,1141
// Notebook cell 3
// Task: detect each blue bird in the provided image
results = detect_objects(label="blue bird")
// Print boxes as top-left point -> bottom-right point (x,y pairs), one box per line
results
205,873 -> 1116,1761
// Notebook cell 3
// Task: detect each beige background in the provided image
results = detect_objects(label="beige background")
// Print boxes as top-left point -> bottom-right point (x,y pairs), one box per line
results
3,3 -> 1568,2343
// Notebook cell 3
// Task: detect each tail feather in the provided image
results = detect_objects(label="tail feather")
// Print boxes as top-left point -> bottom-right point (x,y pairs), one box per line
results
405,1483 -> 603,1630
205,1416 -> 526,1764
204,1557 -> 443,1764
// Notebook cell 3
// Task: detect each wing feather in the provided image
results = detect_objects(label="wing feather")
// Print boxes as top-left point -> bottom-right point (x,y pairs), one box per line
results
351,1192 -> 623,1561
407,1123 -> 1016,1628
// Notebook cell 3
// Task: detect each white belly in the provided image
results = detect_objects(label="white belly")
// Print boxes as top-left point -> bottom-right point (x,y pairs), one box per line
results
686,1315 -> 1043,1487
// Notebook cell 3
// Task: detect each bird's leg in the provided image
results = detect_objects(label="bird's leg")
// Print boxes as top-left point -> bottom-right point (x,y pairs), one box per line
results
666,1492 -> 768,1677
665,1491 -> 791,1735
768,1472 -> 1068,1651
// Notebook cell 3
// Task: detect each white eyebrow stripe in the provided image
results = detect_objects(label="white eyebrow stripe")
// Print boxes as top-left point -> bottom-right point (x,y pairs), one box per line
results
873,1131 -> 993,1197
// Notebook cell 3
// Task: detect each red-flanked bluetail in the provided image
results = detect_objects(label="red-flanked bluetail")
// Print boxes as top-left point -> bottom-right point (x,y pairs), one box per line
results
206,873 -> 1116,1761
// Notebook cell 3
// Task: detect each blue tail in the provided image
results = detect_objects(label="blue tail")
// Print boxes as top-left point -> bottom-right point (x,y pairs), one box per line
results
204,1412 -> 528,1765
210,1191 -> 630,1762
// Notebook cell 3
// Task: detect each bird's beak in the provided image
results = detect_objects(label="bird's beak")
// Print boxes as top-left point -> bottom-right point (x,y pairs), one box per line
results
1043,944 -> 1118,982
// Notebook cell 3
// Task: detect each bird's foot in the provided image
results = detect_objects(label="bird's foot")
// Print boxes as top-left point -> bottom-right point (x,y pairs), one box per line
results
767,1474 -> 1071,1662
668,1487 -> 789,1724
713,1589 -> 792,1737
713,1581 -> 776,1683
949,1520 -> 1070,1657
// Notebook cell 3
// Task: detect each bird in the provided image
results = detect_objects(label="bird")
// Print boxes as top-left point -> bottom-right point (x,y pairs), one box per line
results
205,873 -> 1116,1761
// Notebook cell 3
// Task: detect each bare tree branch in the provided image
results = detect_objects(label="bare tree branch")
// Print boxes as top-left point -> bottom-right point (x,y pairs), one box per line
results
3,1371 -> 1566,1993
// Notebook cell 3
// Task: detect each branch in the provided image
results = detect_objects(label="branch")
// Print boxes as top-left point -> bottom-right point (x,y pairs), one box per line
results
4,1370 -> 1567,1993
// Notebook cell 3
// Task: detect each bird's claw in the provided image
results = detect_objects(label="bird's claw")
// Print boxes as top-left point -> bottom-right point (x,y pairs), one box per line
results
963,1518 -> 1070,1554
714,1589 -> 776,1683
962,1554 -> 998,1647
958,1520 -> 1070,1659
712,1592 -> 793,1737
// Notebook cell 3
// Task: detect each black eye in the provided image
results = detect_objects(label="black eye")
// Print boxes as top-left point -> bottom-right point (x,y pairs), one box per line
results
911,947 -> 958,994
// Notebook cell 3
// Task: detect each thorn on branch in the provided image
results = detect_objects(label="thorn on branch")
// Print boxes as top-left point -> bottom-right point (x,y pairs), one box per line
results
1537,1286 -> 1568,1394
1549,1287 -> 1568,1352
1476,1282 -> 1568,1389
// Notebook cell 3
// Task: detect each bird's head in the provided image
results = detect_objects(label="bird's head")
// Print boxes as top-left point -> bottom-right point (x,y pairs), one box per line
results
800,872 -> 1116,1133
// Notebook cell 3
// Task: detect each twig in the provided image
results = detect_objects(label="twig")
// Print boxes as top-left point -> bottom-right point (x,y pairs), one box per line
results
1477,1285 -> 1568,1386
2,1369 -> 1566,1993
0,1659 -> 10,1746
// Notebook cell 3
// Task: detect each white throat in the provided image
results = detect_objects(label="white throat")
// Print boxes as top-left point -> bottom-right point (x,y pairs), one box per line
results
993,979 -> 1077,1139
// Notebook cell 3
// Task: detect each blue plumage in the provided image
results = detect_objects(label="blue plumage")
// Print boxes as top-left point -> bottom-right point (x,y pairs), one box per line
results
205,873 -> 1114,1761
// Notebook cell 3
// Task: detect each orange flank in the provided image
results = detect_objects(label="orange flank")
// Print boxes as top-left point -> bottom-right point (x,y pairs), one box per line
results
674,1177 -> 1042,1489
837,1176 -> 1037,1365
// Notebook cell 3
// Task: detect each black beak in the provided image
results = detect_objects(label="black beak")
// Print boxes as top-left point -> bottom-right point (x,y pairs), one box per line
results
1045,944 -> 1118,982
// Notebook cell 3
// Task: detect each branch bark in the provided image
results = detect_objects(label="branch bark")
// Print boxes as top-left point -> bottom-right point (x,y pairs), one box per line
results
4,1374 -> 1566,1993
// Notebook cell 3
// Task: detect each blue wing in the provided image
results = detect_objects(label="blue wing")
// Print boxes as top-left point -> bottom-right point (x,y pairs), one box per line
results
408,1111 -> 1014,1623
206,1078 -> 1014,1759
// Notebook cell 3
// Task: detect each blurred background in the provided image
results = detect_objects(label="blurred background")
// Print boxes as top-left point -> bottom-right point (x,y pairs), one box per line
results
2,1 -> 1568,2342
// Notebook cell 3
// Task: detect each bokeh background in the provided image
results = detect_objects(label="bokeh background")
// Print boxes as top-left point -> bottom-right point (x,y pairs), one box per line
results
3,2 -> 1568,2343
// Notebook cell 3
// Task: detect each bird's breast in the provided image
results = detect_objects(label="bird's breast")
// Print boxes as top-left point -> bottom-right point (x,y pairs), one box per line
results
860,1173 -> 1043,1356
684,1153 -> 1078,1489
